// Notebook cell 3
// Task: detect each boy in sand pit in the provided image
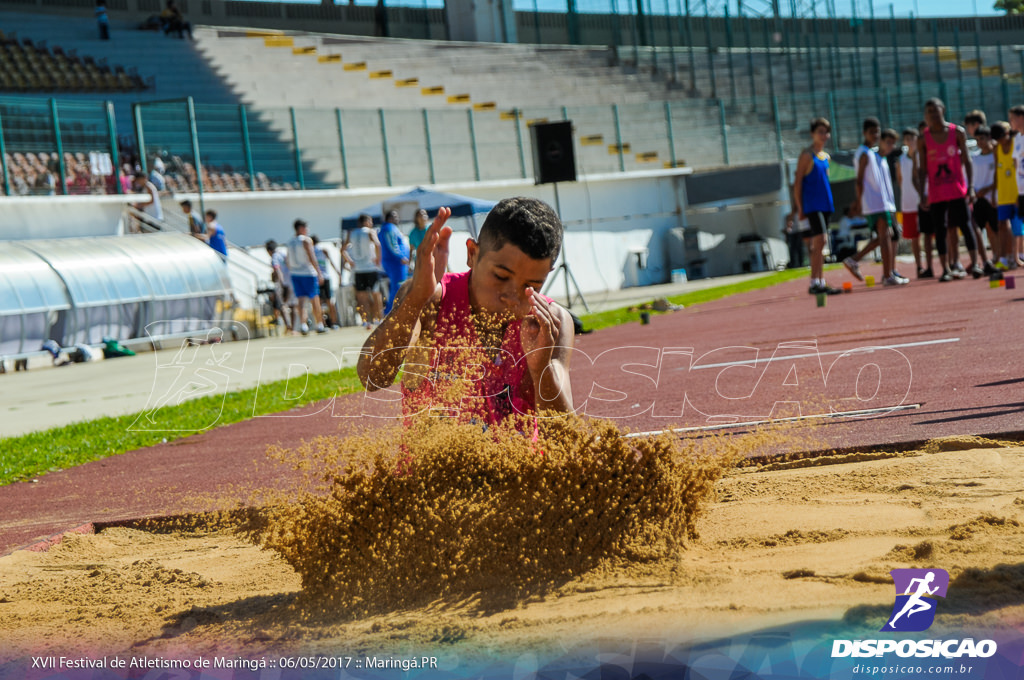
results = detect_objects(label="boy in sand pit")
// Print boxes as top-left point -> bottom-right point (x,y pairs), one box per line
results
357,197 -> 574,424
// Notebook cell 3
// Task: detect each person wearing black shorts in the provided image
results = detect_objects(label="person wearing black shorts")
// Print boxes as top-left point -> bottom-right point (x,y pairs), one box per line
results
343,214 -> 383,328
792,117 -> 842,295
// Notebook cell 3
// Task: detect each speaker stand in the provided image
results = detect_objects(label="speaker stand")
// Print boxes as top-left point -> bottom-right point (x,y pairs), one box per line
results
543,183 -> 590,312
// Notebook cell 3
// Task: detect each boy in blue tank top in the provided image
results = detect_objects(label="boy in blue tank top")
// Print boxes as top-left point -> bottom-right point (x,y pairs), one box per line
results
792,117 -> 842,296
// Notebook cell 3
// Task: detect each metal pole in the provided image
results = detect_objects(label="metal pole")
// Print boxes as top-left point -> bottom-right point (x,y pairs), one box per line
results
998,44 -> 1009,116
423,109 -> 436,184
665,100 -> 677,165
468,108 -> 481,181
703,0 -> 715,98
0,109 -> 10,196
612,0 -> 622,50
613,103 -> 626,171
911,12 -> 921,89
513,109 -> 527,179
784,26 -> 796,125
827,89 -> 839,150
890,4 -> 901,91
289,106 -> 305,190
718,98 -> 730,165
238,104 -> 256,192
568,0 -> 580,44
954,26 -> 964,118
132,102 -> 147,174
683,0 -> 695,91
725,4 -> 736,103
666,0 -> 678,83
772,95 -> 783,162
763,20 -> 777,105
105,101 -> 121,195
932,20 -> 941,86
379,108 -> 392,186
335,108 -> 350,189
636,0 -> 647,46
804,33 -> 815,100
884,87 -> 893,127
186,97 -> 205,216
533,0 -> 541,43
50,99 -> 66,195
744,14 -> 756,107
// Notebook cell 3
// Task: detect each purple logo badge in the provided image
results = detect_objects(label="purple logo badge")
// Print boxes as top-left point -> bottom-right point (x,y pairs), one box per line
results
881,568 -> 950,632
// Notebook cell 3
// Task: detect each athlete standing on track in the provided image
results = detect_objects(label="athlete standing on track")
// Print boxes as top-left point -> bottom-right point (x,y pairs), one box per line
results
792,117 -> 842,296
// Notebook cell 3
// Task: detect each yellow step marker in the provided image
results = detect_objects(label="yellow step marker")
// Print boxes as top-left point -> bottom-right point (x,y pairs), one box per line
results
938,53 -> 959,62
526,118 -> 549,126
264,36 -> 294,47
247,29 -> 283,37
961,58 -> 979,68
344,61 -> 367,71
981,66 -> 1002,76
608,143 -> 631,154
395,78 -> 419,87
499,110 -> 521,120
370,70 -> 393,79
422,85 -> 445,95
318,54 -> 342,63
663,160 -> 687,168
292,46 -> 316,55
473,101 -> 497,111
447,93 -> 471,103
580,134 -> 604,146
636,151 -> 659,162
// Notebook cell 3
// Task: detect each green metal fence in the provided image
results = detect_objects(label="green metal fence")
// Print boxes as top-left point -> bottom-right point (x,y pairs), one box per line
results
0,96 -> 120,197
4,76 -> 1023,199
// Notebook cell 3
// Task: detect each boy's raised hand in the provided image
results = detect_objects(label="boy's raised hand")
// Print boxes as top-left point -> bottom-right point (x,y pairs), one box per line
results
521,287 -> 561,373
408,207 -> 452,306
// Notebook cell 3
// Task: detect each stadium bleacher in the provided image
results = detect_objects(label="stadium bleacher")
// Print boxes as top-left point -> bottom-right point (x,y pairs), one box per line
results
1,7 -> 1022,196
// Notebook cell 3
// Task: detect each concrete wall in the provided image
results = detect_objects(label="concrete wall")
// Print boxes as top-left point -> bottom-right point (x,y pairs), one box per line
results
0,166 -> 793,293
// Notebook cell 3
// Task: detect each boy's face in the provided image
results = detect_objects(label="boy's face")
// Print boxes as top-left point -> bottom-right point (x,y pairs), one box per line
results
864,126 -> 881,146
976,133 -> 992,150
1011,114 -> 1024,133
903,133 -> 917,149
880,136 -> 896,154
467,241 -> 552,320
811,126 -> 830,146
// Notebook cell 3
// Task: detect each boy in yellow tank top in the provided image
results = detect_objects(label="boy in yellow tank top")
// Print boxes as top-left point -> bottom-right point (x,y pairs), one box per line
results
993,122 -> 1016,269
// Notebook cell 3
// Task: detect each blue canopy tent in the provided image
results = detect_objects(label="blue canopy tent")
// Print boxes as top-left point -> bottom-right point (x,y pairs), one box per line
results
340,186 -> 497,238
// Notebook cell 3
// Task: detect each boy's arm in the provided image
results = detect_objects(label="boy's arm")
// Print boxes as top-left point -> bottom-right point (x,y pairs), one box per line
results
370,231 -> 382,267
914,137 -> 929,209
357,208 -> 452,391
958,128 -> 975,199
791,151 -> 811,220
854,152 -> 868,216
522,290 -> 574,413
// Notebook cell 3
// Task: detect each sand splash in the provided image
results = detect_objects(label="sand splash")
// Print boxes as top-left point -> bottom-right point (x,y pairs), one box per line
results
241,413 -> 732,615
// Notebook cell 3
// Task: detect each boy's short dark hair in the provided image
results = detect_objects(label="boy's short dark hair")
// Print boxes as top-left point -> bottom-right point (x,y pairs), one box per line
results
902,127 -> 919,138
809,117 -> 831,133
294,218 -> 307,232
975,125 -> 991,138
881,128 -> 898,141
1010,105 -> 1024,118
358,213 -> 372,225
205,210 -> 216,219
265,239 -> 278,251
991,121 -> 1009,140
965,110 -> 987,126
478,196 -> 563,263
917,120 -> 927,131
863,117 -> 881,132
179,199 -> 192,208
925,97 -> 945,111
311,234 -> 320,245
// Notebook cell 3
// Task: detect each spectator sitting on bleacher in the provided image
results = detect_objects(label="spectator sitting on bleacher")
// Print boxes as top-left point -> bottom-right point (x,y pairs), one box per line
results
161,0 -> 193,40
35,161 -> 57,195
149,157 -> 166,192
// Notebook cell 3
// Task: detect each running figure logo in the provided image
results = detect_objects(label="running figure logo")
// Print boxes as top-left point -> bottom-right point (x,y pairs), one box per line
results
881,568 -> 950,632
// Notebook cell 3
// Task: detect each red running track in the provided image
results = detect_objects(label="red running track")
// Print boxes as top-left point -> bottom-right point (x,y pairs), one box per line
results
2,263 -> 1022,554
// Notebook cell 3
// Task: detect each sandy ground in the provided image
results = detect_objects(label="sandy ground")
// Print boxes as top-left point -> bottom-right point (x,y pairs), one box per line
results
3,436 -> 1024,668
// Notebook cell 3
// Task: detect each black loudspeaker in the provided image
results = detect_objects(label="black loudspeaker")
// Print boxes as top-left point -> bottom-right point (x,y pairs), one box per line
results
530,120 -> 577,185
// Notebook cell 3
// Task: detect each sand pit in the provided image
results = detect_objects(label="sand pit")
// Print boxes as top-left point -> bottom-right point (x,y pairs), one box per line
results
4,434 -> 1024,668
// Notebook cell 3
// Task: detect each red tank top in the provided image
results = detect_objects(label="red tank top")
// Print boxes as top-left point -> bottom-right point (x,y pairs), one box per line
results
401,270 -> 538,425
924,123 -> 967,203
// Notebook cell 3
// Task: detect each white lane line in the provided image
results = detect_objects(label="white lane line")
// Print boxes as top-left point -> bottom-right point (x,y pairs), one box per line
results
622,403 -> 923,438
684,337 -> 961,372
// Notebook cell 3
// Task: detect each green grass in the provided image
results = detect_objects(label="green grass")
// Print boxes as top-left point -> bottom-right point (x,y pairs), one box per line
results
0,367 -> 363,486
0,269 -> 825,486
578,268 -> 820,332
